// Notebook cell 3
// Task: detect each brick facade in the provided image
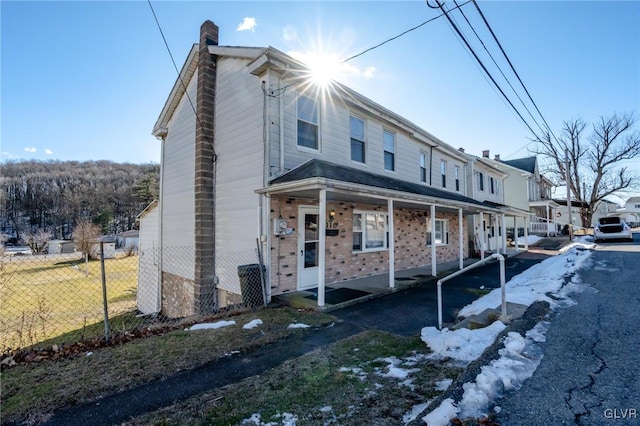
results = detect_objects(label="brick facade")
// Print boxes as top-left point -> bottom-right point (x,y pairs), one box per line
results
194,20 -> 218,313
269,197 -> 468,294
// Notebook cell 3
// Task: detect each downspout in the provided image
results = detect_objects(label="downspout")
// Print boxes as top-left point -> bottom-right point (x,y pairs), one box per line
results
279,74 -> 285,172
158,136 -> 165,313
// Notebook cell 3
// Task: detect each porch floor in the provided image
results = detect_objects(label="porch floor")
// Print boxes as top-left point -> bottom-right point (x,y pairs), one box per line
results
273,247 -> 523,311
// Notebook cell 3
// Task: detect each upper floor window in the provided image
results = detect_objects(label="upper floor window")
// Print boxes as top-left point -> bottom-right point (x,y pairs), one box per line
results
383,130 -> 395,171
297,94 -> 318,150
454,166 -> 460,192
419,152 -> 428,183
350,116 -> 366,163
490,176 -> 495,194
353,211 -> 388,252
440,160 -> 447,188
478,172 -> 485,191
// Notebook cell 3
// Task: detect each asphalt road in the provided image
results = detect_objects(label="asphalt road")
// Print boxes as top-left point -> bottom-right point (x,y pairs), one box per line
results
494,233 -> 640,425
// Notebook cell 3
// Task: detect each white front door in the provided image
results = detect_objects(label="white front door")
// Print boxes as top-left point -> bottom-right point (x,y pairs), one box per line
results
298,207 -> 319,290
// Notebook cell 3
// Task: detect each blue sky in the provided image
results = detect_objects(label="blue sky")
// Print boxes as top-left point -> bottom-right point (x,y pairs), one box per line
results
2,1 -> 639,175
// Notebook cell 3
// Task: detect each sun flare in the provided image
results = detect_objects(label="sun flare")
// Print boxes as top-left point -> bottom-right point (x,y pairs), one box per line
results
300,52 -> 342,88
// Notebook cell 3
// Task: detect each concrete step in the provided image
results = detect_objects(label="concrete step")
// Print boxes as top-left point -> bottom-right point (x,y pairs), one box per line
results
452,302 -> 529,330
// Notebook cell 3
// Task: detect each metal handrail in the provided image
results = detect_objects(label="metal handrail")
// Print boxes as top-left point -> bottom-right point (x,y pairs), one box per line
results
437,253 -> 507,330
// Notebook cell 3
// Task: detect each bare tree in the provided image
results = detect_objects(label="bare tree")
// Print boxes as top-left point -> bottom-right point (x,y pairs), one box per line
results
20,229 -> 52,255
536,113 -> 640,227
72,219 -> 101,274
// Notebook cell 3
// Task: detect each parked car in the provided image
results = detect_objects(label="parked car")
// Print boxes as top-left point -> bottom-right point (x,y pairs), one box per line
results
593,216 -> 633,242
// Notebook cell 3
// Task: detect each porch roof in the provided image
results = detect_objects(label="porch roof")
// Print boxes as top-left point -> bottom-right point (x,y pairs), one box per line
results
481,200 -> 531,217
259,159 -> 500,212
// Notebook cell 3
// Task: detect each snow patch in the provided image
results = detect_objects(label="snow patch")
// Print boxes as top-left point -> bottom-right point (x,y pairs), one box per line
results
287,323 -> 310,329
435,378 -> 453,391
403,401 -> 430,424
243,319 -> 263,330
422,398 -> 459,426
187,320 -> 235,331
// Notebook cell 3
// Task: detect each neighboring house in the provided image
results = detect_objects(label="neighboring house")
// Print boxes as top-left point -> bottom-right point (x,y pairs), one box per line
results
47,239 -> 76,254
136,200 -> 160,314
486,153 -> 559,236
115,230 -> 139,250
460,149 -> 528,254
619,196 -> 640,227
90,236 -> 115,259
148,20 -> 509,317
552,199 -> 587,230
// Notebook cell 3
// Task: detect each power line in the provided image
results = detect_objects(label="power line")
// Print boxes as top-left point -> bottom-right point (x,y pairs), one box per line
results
147,0 -> 216,158
429,0 -> 542,140
451,0 -> 548,137
471,0 -> 561,145
342,0 -> 472,64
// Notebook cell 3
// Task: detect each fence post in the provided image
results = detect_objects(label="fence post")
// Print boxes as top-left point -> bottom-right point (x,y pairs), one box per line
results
100,242 -> 110,343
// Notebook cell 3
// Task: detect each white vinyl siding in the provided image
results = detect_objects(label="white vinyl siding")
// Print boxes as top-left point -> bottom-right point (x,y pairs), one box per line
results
162,73 -> 197,280
215,57 -> 266,293
137,205 -> 160,314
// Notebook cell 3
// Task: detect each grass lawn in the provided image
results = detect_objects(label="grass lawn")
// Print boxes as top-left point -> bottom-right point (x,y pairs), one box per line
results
0,254 -> 139,353
1,307 -> 336,425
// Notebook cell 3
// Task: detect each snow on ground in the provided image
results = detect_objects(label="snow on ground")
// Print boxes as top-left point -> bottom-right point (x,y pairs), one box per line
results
458,241 -> 593,317
287,323 -> 310,329
515,235 -> 543,246
243,319 -> 263,329
422,241 -> 595,425
435,379 -> 453,391
421,321 -> 506,366
242,412 -> 298,426
187,320 -> 236,331
403,402 -> 431,425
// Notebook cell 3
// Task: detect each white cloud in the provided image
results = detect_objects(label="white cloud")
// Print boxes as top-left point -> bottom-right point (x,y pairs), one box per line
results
24,147 -> 37,153
283,25 -> 298,42
236,17 -> 256,32
45,148 -> 53,155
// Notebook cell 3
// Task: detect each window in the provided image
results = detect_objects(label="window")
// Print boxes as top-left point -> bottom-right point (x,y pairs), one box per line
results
490,176 -> 495,194
297,94 -> 318,150
419,152 -> 428,183
454,166 -> 460,192
383,130 -> 395,171
350,116 -> 366,163
353,211 -> 388,252
427,219 -> 449,246
440,160 -> 447,188
478,172 -> 485,191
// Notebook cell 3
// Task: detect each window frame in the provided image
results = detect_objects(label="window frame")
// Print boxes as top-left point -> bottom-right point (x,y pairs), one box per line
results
419,152 -> 428,183
383,130 -> 395,172
478,171 -> 485,191
350,115 -> 366,164
440,160 -> 447,188
352,210 -> 389,253
296,93 -> 319,152
426,218 -> 449,246
454,166 -> 460,192
490,176 -> 495,194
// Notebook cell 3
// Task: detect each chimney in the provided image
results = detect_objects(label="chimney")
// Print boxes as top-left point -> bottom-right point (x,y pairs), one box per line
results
458,147 -> 465,153
494,154 -> 501,161
482,150 -> 490,158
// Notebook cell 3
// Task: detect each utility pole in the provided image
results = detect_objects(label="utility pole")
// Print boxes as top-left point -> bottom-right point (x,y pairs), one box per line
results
565,149 -> 573,240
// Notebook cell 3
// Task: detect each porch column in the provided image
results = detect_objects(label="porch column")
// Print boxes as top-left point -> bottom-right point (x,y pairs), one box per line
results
431,204 -> 437,276
479,211 -> 485,260
501,214 -> 507,255
524,214 -> 530,250
514,216 -> 519,252
318,189 -> 327,307
388,199 -> 395,288
458,208 -> 464,270
546,204 -> 550,237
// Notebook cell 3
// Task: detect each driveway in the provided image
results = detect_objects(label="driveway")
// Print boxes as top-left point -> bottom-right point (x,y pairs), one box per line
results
494,233 -> 640,424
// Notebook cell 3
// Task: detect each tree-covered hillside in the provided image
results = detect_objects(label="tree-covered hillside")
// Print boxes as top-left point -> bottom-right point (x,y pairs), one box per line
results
1,160 -> 159,241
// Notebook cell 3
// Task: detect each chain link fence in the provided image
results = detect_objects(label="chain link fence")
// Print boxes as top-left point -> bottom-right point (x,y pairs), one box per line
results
0,244 -> 267,355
